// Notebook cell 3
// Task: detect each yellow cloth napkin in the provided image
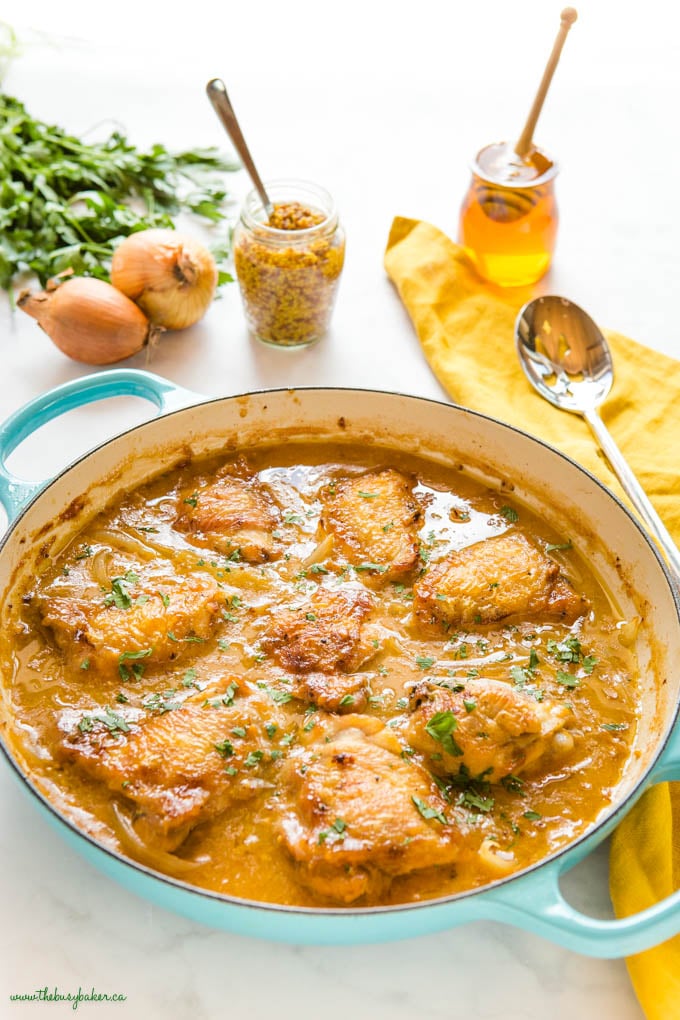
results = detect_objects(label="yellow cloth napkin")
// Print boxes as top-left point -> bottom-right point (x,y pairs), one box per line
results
384,216 -> 680,1017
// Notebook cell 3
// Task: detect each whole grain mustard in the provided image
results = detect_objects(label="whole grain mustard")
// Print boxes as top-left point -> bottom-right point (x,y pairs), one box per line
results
234,182 -> 345,348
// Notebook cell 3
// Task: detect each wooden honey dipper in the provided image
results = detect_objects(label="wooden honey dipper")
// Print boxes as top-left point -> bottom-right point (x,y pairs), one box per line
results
515,8 -> 578,162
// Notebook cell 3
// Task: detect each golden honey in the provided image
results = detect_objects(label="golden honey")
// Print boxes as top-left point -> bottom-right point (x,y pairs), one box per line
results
458,142 -> 558,287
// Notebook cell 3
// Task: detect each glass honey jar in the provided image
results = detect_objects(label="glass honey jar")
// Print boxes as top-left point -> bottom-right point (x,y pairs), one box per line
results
458,142 -> 558,287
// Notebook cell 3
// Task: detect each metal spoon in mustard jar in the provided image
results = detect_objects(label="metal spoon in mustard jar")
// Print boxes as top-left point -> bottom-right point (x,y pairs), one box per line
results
206,78 -> 273,220
515,294 -> 680,579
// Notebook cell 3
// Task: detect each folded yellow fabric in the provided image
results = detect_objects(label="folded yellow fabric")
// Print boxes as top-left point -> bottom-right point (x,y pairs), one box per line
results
384,216 -> 680,1018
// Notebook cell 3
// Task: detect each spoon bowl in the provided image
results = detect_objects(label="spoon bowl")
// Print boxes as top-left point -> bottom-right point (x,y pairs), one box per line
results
515,295 -> 680,582
516,295 -> 613,412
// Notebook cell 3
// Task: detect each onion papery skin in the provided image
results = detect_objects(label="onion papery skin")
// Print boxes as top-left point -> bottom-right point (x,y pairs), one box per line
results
111,229 -> 217,330
18,277 -> 154,365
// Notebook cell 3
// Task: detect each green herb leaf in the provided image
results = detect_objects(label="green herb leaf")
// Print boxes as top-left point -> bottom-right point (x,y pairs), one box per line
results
425,710 -> 464,757
0,94 -> 239,291
214,739 -> 234,758
546,539 -> 573,554
118,647 -> 153,681
412,795 -> 448,824
500,505 -> 519,523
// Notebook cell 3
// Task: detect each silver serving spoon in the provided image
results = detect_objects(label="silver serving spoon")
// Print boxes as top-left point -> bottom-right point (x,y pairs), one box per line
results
515,295 -> 680,580
206,78 -> 274,220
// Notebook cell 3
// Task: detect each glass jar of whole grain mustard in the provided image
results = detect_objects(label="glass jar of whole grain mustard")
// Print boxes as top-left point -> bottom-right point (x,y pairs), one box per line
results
233,179 -> 345,348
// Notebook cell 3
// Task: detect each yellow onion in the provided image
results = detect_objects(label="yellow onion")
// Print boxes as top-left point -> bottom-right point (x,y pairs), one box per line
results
18,277 -> 157,365
111,229 -> 217,329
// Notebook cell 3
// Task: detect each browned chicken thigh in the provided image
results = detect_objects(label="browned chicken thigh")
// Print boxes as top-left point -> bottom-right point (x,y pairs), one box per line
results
38,560 -> 226,677
262,585 -> 376,673
58,681 -> 282,851
175,468 -> 278,563
320,469 -> 421,582
277,717 -> 464,903
414,532 -> 588,628
406,678 -> 572,782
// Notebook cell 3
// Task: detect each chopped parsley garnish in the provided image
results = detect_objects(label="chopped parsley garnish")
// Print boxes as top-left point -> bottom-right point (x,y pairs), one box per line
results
338,694 -> 355,707
416,655 -> 436,670
244,750 -> 264,768
218,639 -> 230,651
396,697 -> 409,710
556,670 -> 580,689
118,647 -> 153,681
501,774 -> 525,794
546,539 -> 573,554
74,544 -> 93,560
257,684 -> 294,704
305,612 -> 317,622
231,726 -> 247,738
142,692 -> 181,714
523,810 -> 542,821
355,562 -> 387,573
91,705 -> 131,734
183,493 -> 199,507
214,739 -> 234,758
425,710 -> 464,757
265,723 -> 278,738
582,655 -> 598,675
547,636 -> 582,664
510,664 -> 544,701
182,668 -> 199,688
284,512 -> 303,525
80,658 -> 90,671
500,505 -> 519,523
104,571 -> 140,610
528,648 -> 539,670
412,796 -> 448,824
463,699 -> 476,713
332,818 -> 347,833
459,789 -> 494,813
357,491 -> 379,499
309,564 -> 329,575
203,680 -> 239,708
602,722 -> 629,732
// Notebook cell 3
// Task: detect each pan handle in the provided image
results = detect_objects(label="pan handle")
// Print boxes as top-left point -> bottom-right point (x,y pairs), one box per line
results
0,369 -> 202,522
481,752 -> 680,958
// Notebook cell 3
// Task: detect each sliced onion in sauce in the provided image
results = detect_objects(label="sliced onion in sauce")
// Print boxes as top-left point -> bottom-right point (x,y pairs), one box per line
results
111,801 -> 208,875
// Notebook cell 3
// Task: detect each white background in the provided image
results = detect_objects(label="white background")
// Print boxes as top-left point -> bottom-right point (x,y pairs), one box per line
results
1,0 -> 678,1016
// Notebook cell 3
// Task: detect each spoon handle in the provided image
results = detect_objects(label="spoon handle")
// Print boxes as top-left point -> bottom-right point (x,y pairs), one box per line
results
206,79 -> 273,219
583,407 -> 680,581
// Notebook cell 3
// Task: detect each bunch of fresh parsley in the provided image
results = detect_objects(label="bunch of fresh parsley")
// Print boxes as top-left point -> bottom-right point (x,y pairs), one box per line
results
0,93 -> 239,291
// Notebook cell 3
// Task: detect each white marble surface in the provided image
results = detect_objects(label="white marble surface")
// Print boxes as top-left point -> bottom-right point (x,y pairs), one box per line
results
1,0 -> 678,1015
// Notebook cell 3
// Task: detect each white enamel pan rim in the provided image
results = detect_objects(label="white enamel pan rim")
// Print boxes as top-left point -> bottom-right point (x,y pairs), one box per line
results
0,384 -> 678,918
